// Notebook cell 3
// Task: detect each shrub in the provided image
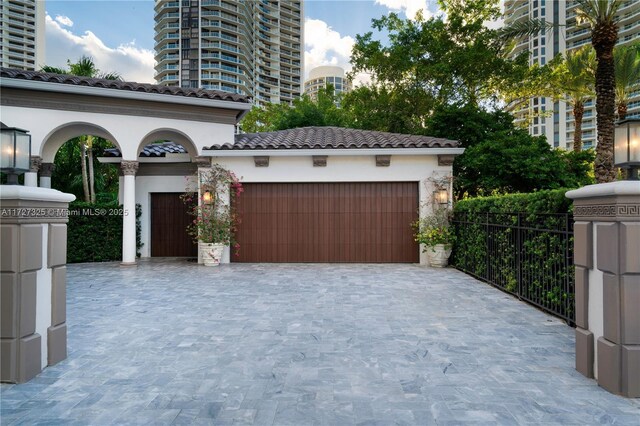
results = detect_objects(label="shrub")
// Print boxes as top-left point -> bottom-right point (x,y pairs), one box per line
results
452,189 -> 575,322
67,201 -> 142,263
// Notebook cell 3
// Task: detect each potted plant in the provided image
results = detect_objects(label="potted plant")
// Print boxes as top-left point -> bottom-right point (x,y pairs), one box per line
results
413,205 -> 455,267
182,164 -> 242,266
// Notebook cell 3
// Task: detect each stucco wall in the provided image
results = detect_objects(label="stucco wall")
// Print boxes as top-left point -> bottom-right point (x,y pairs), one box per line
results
1,106 -> 235,162
130,154 -> 453,264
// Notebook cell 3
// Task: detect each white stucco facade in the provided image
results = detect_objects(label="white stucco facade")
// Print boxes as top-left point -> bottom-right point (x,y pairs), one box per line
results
1,106 -> 235,162
128,153 -> 458,265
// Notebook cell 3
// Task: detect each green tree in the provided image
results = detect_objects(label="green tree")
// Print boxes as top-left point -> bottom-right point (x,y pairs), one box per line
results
52,137 -> 119,201
41,56 -> 121,202
345,0 -> 529,134
576,0 -> 623,183
240,85 -> 347,132
552,46 -> 596,152
500,0 -> 622,182
426,105 -> 594,197
614,43 -> 640,120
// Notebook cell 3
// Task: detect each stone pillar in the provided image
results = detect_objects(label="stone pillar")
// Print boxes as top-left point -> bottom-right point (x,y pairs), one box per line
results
566,181 -> 640,397
194,157 -> 211,265
121,161 -> 139,265
0,186 -> 75,383
24,156 -> 42,187
39,163 -> 54,189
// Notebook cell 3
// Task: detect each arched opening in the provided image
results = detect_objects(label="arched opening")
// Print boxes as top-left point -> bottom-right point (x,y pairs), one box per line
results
41,122 -> 121,203
133,129 -> 201,259
137,128 -> 199,160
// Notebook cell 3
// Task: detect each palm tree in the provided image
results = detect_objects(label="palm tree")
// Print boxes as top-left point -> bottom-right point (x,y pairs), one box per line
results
614,44 -> 640,120
40,56 -> 121,202
575,0 -> 622,183
499,0 -> 622,182
553,46 -> 596,152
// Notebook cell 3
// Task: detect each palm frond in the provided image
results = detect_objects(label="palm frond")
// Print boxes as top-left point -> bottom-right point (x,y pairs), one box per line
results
614,44 -> 640,103
575,0 -> 622,27
497,19 -> 557,42
40,65 -> 68,75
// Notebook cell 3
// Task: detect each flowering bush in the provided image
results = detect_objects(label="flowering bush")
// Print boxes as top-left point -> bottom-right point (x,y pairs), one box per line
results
413,206 -> 455,248
181,164 -> 242,249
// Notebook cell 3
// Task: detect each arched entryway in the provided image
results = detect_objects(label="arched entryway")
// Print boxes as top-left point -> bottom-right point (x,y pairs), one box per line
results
0,68 -> 251,264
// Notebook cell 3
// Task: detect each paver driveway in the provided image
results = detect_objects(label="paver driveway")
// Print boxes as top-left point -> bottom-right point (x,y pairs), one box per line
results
1,261 -> 639,425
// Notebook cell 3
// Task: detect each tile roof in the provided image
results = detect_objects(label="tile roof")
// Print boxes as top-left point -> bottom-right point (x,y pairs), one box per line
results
205,127 -> 459,151
103,141 -> 187,158
0,67 -> 250,103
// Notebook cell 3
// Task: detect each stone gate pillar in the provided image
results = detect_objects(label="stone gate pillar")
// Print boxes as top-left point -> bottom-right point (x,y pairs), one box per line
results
566,181 -> 640,397
0,186 -> 75,383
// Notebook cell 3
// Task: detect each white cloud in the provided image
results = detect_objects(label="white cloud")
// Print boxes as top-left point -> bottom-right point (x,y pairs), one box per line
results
485,0 -> 505,29
45,14 -> 154,83
304,18 -> 354,74
54,15 -> 73,27
304,18 -> 370,86
375,0 -> 433,20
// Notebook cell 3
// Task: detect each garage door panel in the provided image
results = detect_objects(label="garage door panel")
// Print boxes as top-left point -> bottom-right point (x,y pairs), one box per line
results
232,182 -> 419,263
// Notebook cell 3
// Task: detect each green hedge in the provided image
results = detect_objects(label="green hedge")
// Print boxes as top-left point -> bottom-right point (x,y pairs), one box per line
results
67,201 -> 142,263
452,189 -> 575,322
453,188 -> 573,216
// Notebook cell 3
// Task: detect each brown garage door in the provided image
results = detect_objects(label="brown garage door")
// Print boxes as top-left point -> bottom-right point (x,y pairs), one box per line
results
233,182 -> 419,263
150,193 -> 197,257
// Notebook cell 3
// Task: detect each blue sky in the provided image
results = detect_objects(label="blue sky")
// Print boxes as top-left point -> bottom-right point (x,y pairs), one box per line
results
44,0 -> 441,83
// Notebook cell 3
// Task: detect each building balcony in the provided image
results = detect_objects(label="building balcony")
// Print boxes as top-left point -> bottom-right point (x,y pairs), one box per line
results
156,12 -> 179,23
201,0 -> 238,13
158,74 -> 179,83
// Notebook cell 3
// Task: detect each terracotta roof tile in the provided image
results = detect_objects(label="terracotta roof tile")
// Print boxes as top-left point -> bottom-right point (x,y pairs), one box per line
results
103,141 -> 187,158
0,67 -> 251,103
205,127 -> 459,150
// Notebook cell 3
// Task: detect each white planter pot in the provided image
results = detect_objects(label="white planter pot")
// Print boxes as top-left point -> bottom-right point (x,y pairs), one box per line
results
199,242 -> 225,267
426,244 -> 452,268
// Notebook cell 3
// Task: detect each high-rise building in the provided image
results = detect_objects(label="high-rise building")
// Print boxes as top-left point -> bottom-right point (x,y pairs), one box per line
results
0,0 -> 45,70
503,0 -> 640,150
154,0 -> 303,105
304,65 -> 352,100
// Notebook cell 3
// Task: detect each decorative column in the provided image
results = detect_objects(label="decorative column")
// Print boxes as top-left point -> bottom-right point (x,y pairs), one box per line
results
24,156 -> 41,187
566,181 -> 640,397
193,156 -> 211,265
121,161 -> 139,266
0,186 -> 75,383
39,163 -> 54,189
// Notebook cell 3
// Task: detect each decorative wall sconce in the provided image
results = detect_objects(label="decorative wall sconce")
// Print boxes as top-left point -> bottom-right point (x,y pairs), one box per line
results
202,189 -> 214,204
434,188 -> 449,205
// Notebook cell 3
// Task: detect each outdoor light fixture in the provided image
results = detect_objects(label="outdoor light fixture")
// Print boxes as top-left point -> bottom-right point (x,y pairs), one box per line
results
615,118 -> 640,180
0,122 -> 31,185
202,189 -> 214,204
434,188 -> 449,205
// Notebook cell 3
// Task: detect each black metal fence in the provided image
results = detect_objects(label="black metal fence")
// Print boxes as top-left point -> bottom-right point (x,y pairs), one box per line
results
452,212 -> 574,324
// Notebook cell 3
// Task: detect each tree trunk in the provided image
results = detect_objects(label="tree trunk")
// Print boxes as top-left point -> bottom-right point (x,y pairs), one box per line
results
573,100 -> 584,152
592,23 -> 618,183
87,135 -> 96,203
80,139 -> 90,202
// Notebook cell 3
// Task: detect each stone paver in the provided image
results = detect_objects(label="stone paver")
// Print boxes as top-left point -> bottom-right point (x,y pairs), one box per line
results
1,261 -> 639,425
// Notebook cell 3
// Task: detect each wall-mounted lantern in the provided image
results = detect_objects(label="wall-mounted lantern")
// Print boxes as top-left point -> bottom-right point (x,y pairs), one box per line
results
1,122 -> 31,185
434,188 -> 449,205
615,118 -> 640,180
202,189 -> 214,205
